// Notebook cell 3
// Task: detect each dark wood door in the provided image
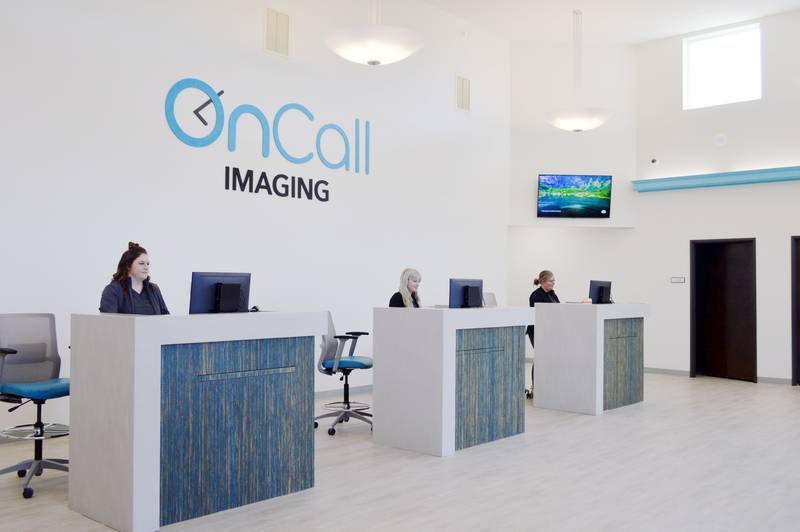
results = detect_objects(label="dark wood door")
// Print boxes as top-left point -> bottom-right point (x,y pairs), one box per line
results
691,239 -> 757,382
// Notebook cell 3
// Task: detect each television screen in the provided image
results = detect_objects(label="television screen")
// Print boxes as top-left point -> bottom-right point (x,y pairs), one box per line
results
537,174 -> 612,218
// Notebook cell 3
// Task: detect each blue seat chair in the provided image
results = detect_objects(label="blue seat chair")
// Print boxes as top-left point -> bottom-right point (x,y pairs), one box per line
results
0,314 -> 69,499
314,316 -> 373,436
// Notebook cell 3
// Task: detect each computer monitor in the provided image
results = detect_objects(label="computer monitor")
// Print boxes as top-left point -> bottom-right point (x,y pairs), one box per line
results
588,280 -> 612,304
189,272 -> 251,314
449,278 -> 483,308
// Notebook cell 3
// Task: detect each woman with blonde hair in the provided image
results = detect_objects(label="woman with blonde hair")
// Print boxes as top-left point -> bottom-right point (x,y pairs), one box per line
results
389,268 -> 421,308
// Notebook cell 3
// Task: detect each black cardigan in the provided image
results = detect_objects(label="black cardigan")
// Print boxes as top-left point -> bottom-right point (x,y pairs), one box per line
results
99,278 -> 170,315
529,287 -> 560,306
389,291 -> 419,308
527,287 -> 559,335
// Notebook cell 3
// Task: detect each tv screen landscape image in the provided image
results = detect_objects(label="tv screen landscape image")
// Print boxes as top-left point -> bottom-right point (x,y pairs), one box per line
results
537,174 -> 612,218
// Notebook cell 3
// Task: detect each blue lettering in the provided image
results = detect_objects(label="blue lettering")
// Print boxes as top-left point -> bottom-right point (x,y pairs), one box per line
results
165,79 -> 370,176
164,78 -> 224,147
316,124 -> 350,171
228,104 -> 270,157
273,103 -> 314,164
365,120 -> 371,176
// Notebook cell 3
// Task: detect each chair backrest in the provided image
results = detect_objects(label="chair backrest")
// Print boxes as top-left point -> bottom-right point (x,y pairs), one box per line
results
317,312 -> 338,375
318,336 -> 339,376
0,313 -> 61,384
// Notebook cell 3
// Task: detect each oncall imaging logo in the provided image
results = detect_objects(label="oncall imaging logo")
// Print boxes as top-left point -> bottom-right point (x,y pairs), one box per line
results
164,78 -> 371,175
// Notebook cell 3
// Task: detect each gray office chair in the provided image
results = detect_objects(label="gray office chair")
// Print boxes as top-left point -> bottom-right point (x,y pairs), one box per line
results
0,314 -> 69,499
313,314 -> 373,436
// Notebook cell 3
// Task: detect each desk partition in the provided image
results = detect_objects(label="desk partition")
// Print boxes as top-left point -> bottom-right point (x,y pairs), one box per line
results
69,312 -> 326,532
372,307 -> 533,457
533,303 -> 648,415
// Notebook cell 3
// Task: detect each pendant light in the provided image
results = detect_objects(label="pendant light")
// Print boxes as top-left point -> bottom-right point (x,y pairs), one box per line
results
548,10 -> 608,132
326,0 -> 423,66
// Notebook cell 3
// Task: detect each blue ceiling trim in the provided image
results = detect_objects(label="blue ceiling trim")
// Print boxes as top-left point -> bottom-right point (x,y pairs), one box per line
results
632,165 -> 800,192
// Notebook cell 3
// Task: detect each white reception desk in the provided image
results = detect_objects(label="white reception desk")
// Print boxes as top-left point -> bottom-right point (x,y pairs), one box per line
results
373,307 -> 534,457
69,312 -> 327,532
533,303 -> 648,415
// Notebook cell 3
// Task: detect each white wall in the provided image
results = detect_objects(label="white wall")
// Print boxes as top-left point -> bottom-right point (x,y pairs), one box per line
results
508,40 -> 638,228
506,38 -> 638,302
508,9 -> 800,380
0,0 -> 511,427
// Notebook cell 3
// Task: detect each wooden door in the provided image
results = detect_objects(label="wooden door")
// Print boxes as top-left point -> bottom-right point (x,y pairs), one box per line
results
691,239 -> 757,382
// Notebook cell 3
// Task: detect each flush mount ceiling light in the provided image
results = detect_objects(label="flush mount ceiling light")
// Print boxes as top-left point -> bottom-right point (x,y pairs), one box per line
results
548,10 -> 609,133
325,0 -> 423,66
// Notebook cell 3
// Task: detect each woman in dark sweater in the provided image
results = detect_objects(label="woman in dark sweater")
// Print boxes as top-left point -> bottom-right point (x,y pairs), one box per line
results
99,242 -> 170,315
526,270 -> 558,395
389,268 -> 421,308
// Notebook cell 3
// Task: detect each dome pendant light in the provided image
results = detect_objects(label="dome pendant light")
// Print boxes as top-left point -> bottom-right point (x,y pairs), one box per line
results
326,0 -> 423,66
548,10 -> 609,132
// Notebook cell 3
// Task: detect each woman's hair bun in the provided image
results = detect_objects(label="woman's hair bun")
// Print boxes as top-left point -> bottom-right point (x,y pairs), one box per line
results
128,241 -> 140,250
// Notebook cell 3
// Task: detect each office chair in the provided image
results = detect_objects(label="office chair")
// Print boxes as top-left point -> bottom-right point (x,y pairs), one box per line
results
313,315 -> 373,436
0,314 -> 69,499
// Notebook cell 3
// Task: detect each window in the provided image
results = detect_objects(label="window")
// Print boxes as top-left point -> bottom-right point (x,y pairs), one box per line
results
682,24 -> 762,110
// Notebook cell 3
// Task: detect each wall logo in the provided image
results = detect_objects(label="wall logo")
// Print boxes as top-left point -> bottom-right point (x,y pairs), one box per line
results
164,78 -> 371,175
164,77 -> 373,203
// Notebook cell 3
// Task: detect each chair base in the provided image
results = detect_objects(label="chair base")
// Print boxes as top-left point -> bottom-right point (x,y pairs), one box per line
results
0,458 -> 69,498
314,368 -> 372,435
0,400 -> 70,498
315,407 -> 372,436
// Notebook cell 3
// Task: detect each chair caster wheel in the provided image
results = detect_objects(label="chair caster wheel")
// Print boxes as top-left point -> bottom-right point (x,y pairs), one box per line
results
17,470 -> 26,478
314,421 -> 318,429
35,469 -> 43,477
344,417 -> 349,422
23,488 -> 33,499
327,428 -> 336,436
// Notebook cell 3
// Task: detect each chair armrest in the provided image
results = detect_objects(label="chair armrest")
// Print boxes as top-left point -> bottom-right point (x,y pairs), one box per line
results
345,331 -> 369,337
0,347 -> 18,356
334,335 -> 357,340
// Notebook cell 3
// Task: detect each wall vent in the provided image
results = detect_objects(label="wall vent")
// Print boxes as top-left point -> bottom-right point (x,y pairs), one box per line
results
265,8 -> 289,55
456,76 -> 470,111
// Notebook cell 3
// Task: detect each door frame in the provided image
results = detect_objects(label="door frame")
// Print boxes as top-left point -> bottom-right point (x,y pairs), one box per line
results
792,236 -> 799,385
690,238 -> 757,380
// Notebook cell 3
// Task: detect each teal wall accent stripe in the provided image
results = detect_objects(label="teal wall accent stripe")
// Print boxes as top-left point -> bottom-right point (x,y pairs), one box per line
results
455,326 -> 525,451
632,165 -> 800,192
160,336 -> 314,526
603,318 -> 644,411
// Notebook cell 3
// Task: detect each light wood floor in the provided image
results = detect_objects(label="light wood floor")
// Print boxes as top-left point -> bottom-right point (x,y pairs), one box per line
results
1,373 -> 799,532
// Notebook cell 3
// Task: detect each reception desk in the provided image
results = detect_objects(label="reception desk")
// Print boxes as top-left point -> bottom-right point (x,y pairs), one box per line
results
373,307 -> 533,457
69,312 -> 327,532
533,303 -> 648,415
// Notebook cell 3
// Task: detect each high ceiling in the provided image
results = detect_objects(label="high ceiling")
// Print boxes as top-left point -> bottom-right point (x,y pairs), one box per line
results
423,0 -> 800,43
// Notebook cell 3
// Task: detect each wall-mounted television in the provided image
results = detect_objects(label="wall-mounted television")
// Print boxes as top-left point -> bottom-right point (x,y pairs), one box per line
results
537,174 -> 612,218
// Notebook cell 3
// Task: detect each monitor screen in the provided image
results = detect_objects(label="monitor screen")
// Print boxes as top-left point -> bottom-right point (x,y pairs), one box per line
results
537,174 -> 612,218
449,279 -> 483,309
588,280 -> 612,304
189,272 -> 251,314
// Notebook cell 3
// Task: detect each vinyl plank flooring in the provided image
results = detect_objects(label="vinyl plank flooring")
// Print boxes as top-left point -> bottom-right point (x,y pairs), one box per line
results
1,374 -> 799,532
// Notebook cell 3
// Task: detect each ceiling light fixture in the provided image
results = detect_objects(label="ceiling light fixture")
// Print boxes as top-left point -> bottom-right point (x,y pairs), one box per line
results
325,0 -> 423,66
548,10 -> 608,133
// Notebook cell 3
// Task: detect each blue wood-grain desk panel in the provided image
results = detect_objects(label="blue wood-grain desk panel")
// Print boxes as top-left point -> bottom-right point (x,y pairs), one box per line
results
160,336 -> 314,526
